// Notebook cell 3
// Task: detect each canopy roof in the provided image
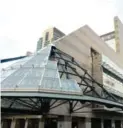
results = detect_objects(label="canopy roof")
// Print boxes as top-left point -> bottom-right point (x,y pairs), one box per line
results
1,45 -> 123,114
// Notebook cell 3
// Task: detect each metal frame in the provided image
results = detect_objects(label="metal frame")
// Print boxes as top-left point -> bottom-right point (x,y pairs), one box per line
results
52,47 -> 123,101
103,66 -> 123,83
1,56 -> 27,63
1,46 -> 123,115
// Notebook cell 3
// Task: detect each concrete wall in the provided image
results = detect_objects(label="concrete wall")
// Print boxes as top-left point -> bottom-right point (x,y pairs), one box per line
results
82,25 -> 123,69
42,27 -> 54,45
42,27 -> 65,47
55,32 -> 91,73
114,16 -> 123,56
53,27 -> 65,40
91,49 -> 103,84
103,73 -> 123,97
55,25 -> 123,80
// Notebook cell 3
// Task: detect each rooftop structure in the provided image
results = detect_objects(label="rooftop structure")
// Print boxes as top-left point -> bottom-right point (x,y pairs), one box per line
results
101,16 -> 123,57
36,27 -> 65,51
36,37 -> 43,51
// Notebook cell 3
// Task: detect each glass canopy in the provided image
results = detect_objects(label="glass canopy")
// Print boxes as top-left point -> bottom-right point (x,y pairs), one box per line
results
1,45 -> 81,95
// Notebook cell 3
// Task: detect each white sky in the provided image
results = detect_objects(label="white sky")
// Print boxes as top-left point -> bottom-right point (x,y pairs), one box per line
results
0,0 -> 123,59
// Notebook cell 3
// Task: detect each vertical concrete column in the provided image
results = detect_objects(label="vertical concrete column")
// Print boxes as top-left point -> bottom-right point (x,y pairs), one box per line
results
91,49 -> 103,85
39,118 -> 44,128
57,116 -> 72,128
112,119 -> 115,128
121,120 -> 123,128
85,118 -> 91,128
24,119 -> 28,128
91,49 -> 103,103
78,118 -> 91,128
1,120 -> 3,128
10,119 -> 16,128
101,119 -> 104,128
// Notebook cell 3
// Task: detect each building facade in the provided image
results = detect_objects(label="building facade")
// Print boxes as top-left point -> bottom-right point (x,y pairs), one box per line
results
100,16 -> 123,96
1,16 -> 123,128
36,27 -> 65,50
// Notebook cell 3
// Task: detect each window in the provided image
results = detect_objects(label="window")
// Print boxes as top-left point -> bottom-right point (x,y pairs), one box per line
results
45,32 -> 49,42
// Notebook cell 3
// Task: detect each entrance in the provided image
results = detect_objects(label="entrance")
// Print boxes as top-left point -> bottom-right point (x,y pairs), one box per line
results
27,119 -> 39,128
45,118 -> 57,128
72,121 -> 78,128
91,118 -> 101,128
15,119 -> 25,128
104,119 -> 111,128
115,120 -> 121,128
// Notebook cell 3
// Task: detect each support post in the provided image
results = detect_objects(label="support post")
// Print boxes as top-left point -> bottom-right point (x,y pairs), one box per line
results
57,116 -> 72,128
85,118 -> 91,128
10,119 -> 16,128
39,118 -> 44,128
101,119 -> 104,128
121,120 -> 123,128
1,120 -> 3,128
112,119 -> 115,128
78,118 -> 91,128
24,119 -> 28,128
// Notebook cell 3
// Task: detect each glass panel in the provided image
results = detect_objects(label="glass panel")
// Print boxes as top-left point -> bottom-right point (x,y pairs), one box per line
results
102,55 -> 123,76
46,60 -> 57,69
61,79 -> 81,92
1,46 -> 51,87
60,80 -> 70,91
26,68 -> 44,78
43,69 -> 58,78
1,69 -> 29,89
19,78 -> 40,88
41,77 -> 60,90
17,68 -> 44,89
1,69 -> 17,82
1,99 -> 12,108
10,56 -> 33,68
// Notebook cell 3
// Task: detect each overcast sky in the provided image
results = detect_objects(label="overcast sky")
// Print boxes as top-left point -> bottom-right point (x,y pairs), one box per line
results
0,0 -> 123,59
